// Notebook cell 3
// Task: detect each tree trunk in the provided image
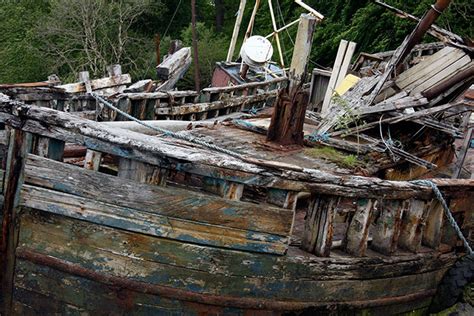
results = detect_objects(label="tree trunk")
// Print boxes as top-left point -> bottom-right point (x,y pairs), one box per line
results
215,0 -> 225,32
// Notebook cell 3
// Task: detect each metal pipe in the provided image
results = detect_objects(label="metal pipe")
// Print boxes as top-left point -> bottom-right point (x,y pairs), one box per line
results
396,0 -> 452,72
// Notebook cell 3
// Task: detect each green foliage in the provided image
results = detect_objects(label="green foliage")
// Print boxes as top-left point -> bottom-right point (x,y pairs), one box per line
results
0,0 -> 51,83
0,0 -> 471,85
305,146 -> 363,169
178,22 -> 228,89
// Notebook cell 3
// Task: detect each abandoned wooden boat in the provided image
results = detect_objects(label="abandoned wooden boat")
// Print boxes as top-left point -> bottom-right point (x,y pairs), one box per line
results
0,88 -> 472,315
1,0 -> 473,314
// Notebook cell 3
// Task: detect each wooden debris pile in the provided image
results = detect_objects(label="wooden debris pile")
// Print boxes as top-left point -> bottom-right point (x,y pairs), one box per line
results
308,1 -> 473,179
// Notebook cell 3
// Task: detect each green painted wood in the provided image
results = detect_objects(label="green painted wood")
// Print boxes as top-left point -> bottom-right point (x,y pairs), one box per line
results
23,155 -> 293,239
19,185 -> 288,254
14,238 -> 449,306
18,210 -> 457,283
14,259 -> 204,316
370,200 -> 405,255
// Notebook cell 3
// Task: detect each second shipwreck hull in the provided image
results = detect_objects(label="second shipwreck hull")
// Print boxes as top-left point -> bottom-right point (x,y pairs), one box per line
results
0,97 -> 472,315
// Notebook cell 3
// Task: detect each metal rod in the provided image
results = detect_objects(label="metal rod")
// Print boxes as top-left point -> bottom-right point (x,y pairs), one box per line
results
395,0 -> 452,73
268,0 -> 285,68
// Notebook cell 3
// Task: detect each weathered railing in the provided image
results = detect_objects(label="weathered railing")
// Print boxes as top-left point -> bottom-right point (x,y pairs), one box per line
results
1,76 -> 287,122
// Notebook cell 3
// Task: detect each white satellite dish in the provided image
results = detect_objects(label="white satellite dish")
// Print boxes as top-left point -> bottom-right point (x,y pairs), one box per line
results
240,35 -> 273,68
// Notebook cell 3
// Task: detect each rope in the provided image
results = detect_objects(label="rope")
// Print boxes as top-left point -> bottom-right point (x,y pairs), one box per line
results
89,93 -> 246,160
163,0 -> 182,38
305,130 -> 329,142
411,179 -> 473,255
379,114 -> 400,162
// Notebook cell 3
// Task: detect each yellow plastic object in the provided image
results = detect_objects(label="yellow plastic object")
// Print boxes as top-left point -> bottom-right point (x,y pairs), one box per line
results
334,74 -> 360,96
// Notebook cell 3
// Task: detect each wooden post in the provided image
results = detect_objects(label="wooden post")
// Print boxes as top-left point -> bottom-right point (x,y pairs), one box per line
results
452,127 -> 473,179
226,0 -> 247,62
191,0 -> 201,91
267,14 -> 316,146
301,195 -> 339,257
1,130 -> 32,313
244,0 -> 261,41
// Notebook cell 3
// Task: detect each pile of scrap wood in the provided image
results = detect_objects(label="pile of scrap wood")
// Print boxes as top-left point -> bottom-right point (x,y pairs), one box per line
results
309,1 -> 473,179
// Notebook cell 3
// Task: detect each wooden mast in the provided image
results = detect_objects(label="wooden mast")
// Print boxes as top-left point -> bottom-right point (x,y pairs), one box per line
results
267,13 -> 317,146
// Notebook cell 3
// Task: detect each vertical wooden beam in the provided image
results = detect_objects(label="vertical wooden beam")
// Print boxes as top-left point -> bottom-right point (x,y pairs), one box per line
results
398,199 -> 430,252
321,40 -> 348,115
266,188 -> 298,210
118,158 -> 167,186
226,0 -> 247,62
84,149 -> 102,171
452,127 -> 473,179
267,14 -> 316,146
371,199 -> 405,255
422,200 -> 444,249
335,41 -> 357,88
1,130 -> 32,314
301,195 -> 339,257
343,198 -> 375,256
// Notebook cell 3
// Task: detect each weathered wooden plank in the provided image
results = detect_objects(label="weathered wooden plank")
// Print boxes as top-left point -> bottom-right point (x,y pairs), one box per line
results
84,149 -> 102,171
0,103 -> 438,199
57,74 -> 132,94
370,199 -> 405,255
398,199 -> 430,252
13,259 -> 196,315
123,79 -> 153,93
156,47 -> 191,79
321,40 -> 348,115
422,200 -> 444,249
155,92 -> 277,116
19,209 -> 458,281
23,154 -> 294,237
19,185 -> 288,254
396,47 -> 462,89
301,195 -> 340,257
114,97 -> 132,121
118,158 -> 167,186
343,198 -> 375,257
410,58 -> 473,95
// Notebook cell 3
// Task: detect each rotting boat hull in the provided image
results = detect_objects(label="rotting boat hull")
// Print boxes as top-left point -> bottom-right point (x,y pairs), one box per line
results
0,97 -> 471,315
